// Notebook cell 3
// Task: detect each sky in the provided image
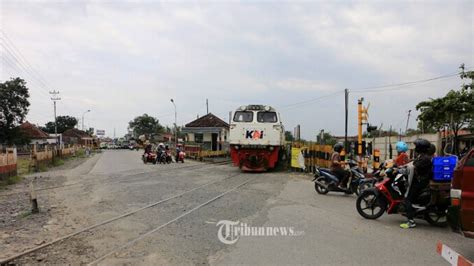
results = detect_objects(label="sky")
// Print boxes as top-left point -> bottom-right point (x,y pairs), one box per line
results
1,0 -> 473,140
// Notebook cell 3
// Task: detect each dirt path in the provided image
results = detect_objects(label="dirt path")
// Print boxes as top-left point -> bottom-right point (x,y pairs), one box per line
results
0,153 -> 101,262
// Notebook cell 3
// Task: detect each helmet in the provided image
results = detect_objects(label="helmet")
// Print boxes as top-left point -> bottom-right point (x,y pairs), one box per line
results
428,143 -> 436,156
414,138 -> 431,154
396,141 -> 408,153
333,142 -> 344,153
158,143 -> 164,147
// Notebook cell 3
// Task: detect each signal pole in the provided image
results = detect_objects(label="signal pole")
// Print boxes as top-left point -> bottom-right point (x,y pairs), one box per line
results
49,90 -> 61,144
358,98 -> 369,157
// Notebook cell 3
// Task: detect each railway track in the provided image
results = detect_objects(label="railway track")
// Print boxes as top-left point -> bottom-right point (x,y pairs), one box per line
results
1,169 -> 251,264
0,160 -> 232,198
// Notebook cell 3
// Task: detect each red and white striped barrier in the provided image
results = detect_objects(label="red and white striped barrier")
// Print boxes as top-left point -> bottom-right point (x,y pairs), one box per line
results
437,241 -> 473,266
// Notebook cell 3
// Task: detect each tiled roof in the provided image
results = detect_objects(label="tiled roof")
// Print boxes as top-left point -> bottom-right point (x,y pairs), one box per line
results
185,113 -> 229,128
63,128 -> 92,138
19,121 -> 49,139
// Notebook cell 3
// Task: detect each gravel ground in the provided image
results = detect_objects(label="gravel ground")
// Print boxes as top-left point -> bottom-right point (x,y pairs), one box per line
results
1,150 -> 472,265
0,154 -> 100,262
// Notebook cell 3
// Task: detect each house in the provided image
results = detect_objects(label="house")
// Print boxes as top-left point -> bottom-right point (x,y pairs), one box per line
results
182,113 -> 229,151
19,121 -> 55,144
63,128 -> 94,146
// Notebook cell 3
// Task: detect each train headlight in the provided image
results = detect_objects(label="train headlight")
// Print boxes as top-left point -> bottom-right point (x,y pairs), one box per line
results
269,146 -> 274,151
234,145 -> 240,150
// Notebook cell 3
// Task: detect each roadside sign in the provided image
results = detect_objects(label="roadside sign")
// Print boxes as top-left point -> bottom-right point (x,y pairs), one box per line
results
96,130 -> 105,135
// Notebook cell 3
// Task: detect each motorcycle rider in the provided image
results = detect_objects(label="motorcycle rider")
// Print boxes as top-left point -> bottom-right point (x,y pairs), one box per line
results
394,141 -> 410,167
144,141 -> 152,155
400,139 -> 433,229
330,143 -> 348,190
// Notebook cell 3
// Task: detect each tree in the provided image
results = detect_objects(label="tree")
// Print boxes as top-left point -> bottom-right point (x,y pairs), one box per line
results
42,115 -> 78,133
284,131 -> 294,141
316,131 -> 337,145
128,114 -> 164,137
0,78 -> 30,144
416,65 -> 474,154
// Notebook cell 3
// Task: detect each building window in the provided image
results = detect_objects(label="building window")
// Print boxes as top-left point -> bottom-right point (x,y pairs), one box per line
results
195,133 -> 203,143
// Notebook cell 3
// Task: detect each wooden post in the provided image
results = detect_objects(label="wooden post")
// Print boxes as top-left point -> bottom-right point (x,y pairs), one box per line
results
29,181 -> 39,213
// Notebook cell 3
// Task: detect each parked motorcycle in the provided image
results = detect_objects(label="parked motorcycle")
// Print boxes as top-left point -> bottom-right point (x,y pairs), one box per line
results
356,167 -> 449,227
313,160 -> 365,195
142,152 -> 157,164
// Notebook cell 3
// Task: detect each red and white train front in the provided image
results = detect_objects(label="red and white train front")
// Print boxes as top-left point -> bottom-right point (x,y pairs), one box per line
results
229,105 -> 285,172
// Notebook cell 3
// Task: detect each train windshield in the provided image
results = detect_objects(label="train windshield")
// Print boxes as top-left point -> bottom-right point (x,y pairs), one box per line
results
257,111 -> 278,123
233,111 -> 254,122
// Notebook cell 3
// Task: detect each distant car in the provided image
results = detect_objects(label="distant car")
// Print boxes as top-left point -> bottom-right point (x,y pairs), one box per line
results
448,148 -> 474,238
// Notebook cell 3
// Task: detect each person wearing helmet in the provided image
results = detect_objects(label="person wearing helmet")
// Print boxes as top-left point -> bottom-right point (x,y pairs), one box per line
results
400,139 -> 433,229
330,143 -> 348,190
394,141 -> 410,167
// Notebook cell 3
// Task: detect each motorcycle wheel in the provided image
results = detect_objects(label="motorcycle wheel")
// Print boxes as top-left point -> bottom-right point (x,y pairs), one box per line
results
356,189 -> 386,219
152,158 -> 157,165
142,156 -> 147,164
314,177 -> 329,195
424,208 -> 448,227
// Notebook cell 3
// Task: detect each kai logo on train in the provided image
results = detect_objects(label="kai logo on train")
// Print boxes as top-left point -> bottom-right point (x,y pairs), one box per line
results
245,130 -> 264,139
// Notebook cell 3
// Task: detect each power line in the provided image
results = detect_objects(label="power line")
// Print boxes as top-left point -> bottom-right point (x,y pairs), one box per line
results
350,72 -> 461,93
0,30 -> 53,90
0,42 -> 52,98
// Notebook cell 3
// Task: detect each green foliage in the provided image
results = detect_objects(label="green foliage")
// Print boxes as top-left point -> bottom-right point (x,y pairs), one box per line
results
42,115 -> 78,133
416,88 -> 473,133
129,114 -> 164,137
363,129 -> 398,138
317,131 -> 337,145
284,131 -> 294,141
0,77 -> 30,144
416,64 -> 474,153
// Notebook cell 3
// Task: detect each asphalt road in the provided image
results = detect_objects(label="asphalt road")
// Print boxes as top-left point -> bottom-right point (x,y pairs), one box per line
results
8,150 -> 473,265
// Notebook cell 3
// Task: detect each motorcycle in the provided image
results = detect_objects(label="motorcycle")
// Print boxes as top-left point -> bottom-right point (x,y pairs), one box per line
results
142,152 -> 157,164
313,160 -> 365,195
176,151 -> 185,163
357,162 -> 390,194
158,150 -> 172,164
356,167 -> 449,227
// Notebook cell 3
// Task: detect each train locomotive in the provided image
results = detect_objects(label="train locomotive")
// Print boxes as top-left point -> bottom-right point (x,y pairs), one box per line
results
229,105 -> 286,171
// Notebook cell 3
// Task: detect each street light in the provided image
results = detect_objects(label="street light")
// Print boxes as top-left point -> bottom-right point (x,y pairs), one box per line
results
170,99 -> 177,146
82,110 -> 91,131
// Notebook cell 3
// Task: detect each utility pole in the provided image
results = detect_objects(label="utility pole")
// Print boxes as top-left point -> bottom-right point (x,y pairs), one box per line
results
49,90 -> 61,144
405,110 -> 411,134
171,99 -> 177,146
82,110 -> 91,131
344,88 -> 349,153
206,99 -> 209,114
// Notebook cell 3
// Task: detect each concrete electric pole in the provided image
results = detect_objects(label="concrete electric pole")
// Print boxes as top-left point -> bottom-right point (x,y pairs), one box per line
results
49,90 -> 61,144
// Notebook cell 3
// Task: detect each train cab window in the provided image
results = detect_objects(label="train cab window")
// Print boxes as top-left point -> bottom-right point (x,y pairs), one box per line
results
257,112 -> 277,123
233,111 -> 253,122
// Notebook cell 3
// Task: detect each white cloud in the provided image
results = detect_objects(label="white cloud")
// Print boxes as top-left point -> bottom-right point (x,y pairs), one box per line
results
1,1 -> 472,138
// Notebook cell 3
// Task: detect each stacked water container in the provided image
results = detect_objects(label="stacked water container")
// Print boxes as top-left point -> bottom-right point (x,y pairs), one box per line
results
432,156 -> 457,182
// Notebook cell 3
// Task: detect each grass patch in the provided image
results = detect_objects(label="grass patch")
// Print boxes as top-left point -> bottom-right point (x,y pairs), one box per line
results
17,157 -> 32,176
20,210 -> 32,218
0,175 -> 23,188
52,159 -> 65,167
